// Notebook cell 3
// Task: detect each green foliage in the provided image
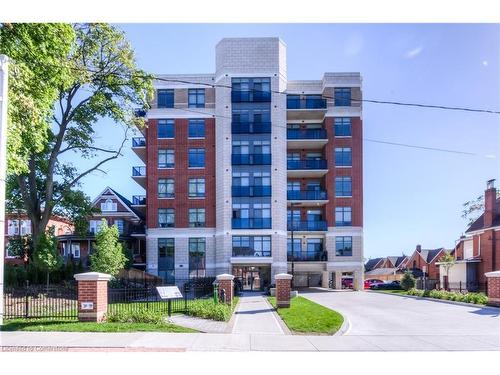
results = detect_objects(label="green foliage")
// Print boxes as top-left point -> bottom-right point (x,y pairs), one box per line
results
32,226 -> 62,274
5,235 -> 32,258
106,308 -> 165,324
90,219 -> 127,276
438,251 -> 455,276
4,264 -> 27,287
400,271 -> 416,291
185,299 -> 234,321
407,288 -> 488,305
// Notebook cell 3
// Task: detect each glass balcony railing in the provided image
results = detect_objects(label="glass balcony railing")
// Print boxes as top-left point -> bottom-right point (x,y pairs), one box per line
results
232,248 -> 272,257
287,98 -> 327,109
232,218 -> 272,229
232,186 -> 272,197
132,195 -> 146,205
132,137 -> 146,147
288,251 -> 328,262
232,154 -> 272,165
287,129 -> 327,140
287,220 -> 327,231
287,159 -> 327,170
132,166 -> 146,176
231,90 -> 271,103
232,121 -> 272,134
287,190 -> 327,200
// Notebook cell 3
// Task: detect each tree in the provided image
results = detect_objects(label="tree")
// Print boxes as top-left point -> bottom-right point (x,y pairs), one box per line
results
32,226 -> 63,290
438,251 -> 455,290
2,23 -> 153,249
400,271 -> 416,291
462,191 -> 500,225
90,219 -> 127,276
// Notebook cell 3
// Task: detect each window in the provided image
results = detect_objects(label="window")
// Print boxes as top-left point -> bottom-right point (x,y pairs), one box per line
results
158,178 -> 175,198
335,177 -> 352,197
71,243 -> 81,258
287,181 -> 301,191
336,236 -> 353,256
335,147 -> 352,167
114,219 -> 125,234
232,141 -> 249,155
232,172 -> 250,187
189,238 -> 206,278
158,208 -> 175,228
307,209 -> 322,222
189,208 -> 206,227
188,178 -> 205,198
287,209 -> 301,223
334,88 -> 351,106
307,238 -> 323,253
253,140 -> 270,155
334,118 -> 352,136
7,219 -> 31,236
335,207 -> 352,226
157,89 -> 174,108
7,220 -> 19,235
232,203 -> 250,219
158,119 -> 175,138
287,238 -> 302,254
158,149 -> 175,168
158,238 -> 175,283
188,89 -> 205,108
253,172 -> 270,186
89,219 -> 106,234
188,119 -> 205,138
254,203 -> 271,219
232,236 -> 271,257
188,148 -> 205,168
101,198 -> 117,212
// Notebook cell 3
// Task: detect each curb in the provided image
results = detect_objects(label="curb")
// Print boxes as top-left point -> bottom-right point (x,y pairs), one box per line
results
224,298 -> 241,333
263,297 -> 292,335
335,312 -> 351,336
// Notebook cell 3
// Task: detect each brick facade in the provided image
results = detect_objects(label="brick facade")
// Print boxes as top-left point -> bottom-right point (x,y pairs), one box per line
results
74,272 -> 112,322
275,273 -> 293,308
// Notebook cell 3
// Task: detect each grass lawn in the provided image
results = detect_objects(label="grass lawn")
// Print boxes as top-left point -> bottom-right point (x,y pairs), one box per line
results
268,296 -> 343,335
373,289 -> 408,295
0,319 -> 197,333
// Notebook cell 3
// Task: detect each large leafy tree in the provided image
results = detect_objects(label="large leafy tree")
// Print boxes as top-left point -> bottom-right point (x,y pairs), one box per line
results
32,226 -> 63,290
90,219 -> 127,276
2,23 -> 153,249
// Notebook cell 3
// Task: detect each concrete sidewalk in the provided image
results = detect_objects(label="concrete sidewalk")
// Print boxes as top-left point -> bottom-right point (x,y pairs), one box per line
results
231,293 -> 285,334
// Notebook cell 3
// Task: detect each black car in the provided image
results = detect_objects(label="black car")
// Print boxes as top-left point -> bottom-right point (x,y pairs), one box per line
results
370,280 -> 402,290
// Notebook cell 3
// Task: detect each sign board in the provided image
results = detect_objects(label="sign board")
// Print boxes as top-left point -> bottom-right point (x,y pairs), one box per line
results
81,302 -> 94,310
156,286 -> 183,300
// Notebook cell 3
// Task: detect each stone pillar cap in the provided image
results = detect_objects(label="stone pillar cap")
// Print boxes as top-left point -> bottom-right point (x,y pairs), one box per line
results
485,271 -> 500,278
217,273 -> 235,281
275,273 -> 293,280
74,272 -> 113,281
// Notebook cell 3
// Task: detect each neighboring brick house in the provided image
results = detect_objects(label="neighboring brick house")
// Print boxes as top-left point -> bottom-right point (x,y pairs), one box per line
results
406,245 -> 446,281
364,255 -> 409,281
57,187 -> 146,270
4,212 -> 74,265
440,179 -> 500,290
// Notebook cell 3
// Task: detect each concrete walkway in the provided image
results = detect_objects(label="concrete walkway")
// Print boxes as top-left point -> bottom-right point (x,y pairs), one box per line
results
231,292 -> 285,334
169,315 -> 229,333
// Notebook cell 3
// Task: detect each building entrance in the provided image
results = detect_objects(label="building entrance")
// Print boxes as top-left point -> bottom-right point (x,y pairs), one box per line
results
232,266 -> 271,291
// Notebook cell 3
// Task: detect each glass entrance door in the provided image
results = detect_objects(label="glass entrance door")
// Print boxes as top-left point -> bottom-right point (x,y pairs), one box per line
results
232,266 -> 271,291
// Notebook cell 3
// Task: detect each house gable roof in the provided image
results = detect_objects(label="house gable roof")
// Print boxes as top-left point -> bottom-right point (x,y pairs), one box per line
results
365,258 -> 383,271
465,197 -> 500,233
91,187 -> 144,221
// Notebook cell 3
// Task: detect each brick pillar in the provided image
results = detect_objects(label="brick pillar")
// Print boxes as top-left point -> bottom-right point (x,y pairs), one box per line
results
74,272 -> 112,322
485,271 -> 500,307
217,273 -> 234,305
275,273 -> 293,308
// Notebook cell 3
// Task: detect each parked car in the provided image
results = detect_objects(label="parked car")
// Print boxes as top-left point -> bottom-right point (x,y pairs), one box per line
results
364,279 -> 384,289
370,280 -> 402,290
342,277 -> 353,289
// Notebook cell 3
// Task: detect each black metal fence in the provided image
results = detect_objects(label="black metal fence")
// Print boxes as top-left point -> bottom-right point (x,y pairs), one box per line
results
444,281 -> 487,293
3,281 -> 78,320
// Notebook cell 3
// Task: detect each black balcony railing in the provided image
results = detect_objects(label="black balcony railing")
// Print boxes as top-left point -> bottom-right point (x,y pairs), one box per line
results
232,154 -> 272,165
287,129 -> 327,140
288,251 -> 328,262
231,90 -> 271,103
232,218 -> 272,229
232,186 -> 272,197
232,122 -> 272,134
132,195 -> 146,205
287,97 -> 327,109
232,248 -> 272,257
287,159 -> 327,170
132,137 -> 146,147
287,190 -> 327,200
287,220 -> 327,231
132,166 -> 146,176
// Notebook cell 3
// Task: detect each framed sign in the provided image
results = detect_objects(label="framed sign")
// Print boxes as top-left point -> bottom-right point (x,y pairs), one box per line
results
81,302 -> 94,310
156,286 -> 183,300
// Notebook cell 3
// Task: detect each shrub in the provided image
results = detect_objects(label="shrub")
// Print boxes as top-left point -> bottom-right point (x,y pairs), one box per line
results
186,299 -> 233,321
107,308 -> 165,324
407,288 -> 424,297
400,271 -> 416,291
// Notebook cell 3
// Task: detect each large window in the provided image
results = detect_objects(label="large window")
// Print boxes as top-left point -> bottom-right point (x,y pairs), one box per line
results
287,238 -> 302,254
101,198 -> 117,212
188,208 -> 206,227
335,147 -> 352,167
158,178 -> 175,198
335,207 -> 352,226
188,119 -> 205,138
334,118 -> 352,137
158,208 -> 175,228
334,88 -> 351,106
157,89 -> 174,108
188,178 -> 205,198
158,238 -> 175,283
189,238 -> 206,278
158,149 -> 175,168
7,219 -> 31,236
114,219 -> 125,234
158,119 -> 175,138
336,236 -> 353,256
335,176 -> 352,197
232,236 -> 271,257
188,89 -> 205,108
89,219 -> 106,234
188,148 -> 205,168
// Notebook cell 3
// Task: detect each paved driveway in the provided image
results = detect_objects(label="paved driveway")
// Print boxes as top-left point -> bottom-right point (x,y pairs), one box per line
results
302,290 -> 500,337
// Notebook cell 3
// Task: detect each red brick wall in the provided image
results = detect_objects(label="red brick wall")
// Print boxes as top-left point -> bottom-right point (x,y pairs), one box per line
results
477,230 -> 500,284
486,276 -> 500,306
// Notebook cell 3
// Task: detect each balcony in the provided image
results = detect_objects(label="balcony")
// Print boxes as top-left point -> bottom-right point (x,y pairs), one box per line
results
287,220 -> 328,231
287,190 -> 328,206
288,251 -> 328,262
131,137 -> 146,161
132,195 -> 146,205
232,121 -> 271,134
232,248 -> 272,257
232,218 -> 272,229
132,166 -> 146,188
287,159 -> 328,178
287,129 -> 328,149
232,154 -> 272,165
232,186 -> 272,197
287,98 -> 327,110
231,90 -> 271,103
287,96 -> 327,121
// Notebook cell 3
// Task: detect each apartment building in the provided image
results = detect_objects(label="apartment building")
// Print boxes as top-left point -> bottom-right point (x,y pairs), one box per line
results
132,37 -> 364,290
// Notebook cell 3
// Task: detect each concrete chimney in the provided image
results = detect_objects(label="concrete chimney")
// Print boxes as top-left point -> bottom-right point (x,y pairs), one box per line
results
484,179 -> 497,228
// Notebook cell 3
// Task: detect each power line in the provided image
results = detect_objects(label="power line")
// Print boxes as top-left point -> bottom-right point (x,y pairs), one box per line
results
363,138 -> 477,156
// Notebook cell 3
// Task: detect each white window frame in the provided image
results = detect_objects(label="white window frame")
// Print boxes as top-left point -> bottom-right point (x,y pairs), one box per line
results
71,243 -> 81,258
101,198 -> 117,212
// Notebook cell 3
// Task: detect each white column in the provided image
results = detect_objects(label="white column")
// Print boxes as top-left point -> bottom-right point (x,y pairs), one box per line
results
0,55 -> 9,325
